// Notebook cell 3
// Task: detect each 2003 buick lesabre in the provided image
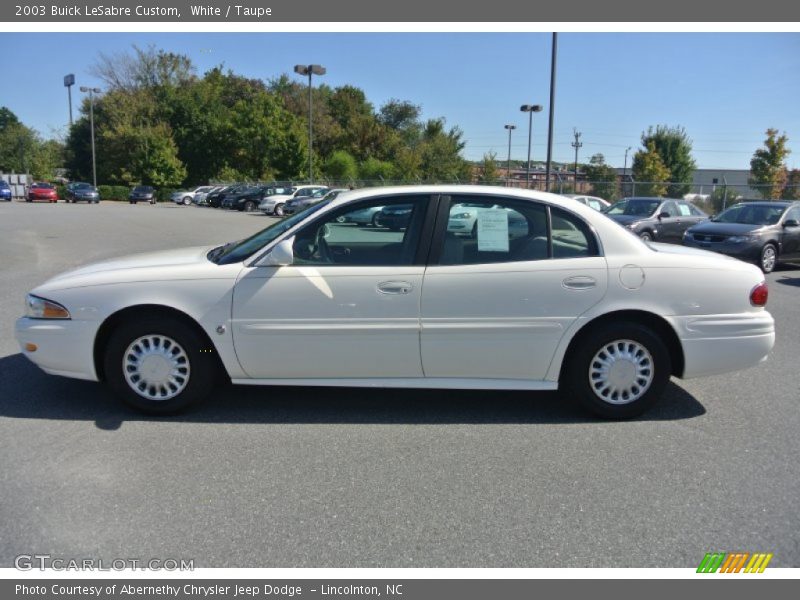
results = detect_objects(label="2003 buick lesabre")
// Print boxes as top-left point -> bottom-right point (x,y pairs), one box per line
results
15,186 -> 775,418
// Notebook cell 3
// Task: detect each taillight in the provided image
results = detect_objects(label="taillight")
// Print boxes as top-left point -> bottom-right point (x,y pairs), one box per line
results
750,282 -> 768,307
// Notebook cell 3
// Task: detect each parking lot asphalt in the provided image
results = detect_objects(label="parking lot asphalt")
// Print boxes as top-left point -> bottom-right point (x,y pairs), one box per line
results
1,200 -> 799,568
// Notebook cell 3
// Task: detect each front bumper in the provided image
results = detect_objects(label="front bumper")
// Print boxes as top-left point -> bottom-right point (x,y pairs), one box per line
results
15,317 -> 100,381
667,311 -> 775,378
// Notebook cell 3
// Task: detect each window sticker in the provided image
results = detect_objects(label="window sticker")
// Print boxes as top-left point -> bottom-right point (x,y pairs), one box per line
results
477,209 -> 510,252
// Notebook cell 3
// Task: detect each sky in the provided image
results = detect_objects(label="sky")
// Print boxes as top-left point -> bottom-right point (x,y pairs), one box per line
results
2,32 -> 799,170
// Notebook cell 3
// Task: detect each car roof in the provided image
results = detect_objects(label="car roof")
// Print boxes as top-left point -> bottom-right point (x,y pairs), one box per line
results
730,201 -> 795,208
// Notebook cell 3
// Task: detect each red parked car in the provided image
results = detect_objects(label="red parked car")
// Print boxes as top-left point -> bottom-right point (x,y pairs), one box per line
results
27,182 -> 58,203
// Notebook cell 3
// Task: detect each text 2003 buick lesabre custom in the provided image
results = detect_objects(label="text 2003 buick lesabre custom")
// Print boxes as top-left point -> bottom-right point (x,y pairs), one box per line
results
16,186 -> 775,418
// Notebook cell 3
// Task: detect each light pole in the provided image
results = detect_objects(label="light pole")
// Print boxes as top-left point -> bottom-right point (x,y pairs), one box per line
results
545,32 -> 558,192
571,128 -> 583,190
64,74 -> 75,126
80,86 -> 101,188
504,124 -> 516,187
520,104 -> 543,189
294,64 -> 326,183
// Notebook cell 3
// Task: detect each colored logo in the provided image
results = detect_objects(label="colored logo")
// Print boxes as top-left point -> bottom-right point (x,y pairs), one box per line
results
697,552 -> 773,573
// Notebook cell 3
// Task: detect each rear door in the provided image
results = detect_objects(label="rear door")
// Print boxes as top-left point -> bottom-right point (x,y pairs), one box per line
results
420,195 -> 607,381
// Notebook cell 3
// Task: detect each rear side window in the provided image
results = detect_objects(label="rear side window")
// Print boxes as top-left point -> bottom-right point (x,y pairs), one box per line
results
437,196 -> 598,266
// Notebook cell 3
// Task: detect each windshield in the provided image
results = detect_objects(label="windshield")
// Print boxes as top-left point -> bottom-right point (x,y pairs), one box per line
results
713,204 -> 785,225
605,199 -> 661,217
212,199 -> 332,264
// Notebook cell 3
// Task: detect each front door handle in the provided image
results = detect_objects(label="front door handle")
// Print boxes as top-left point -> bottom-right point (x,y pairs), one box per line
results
562,275 -> 597,290
377,281 -> 413,295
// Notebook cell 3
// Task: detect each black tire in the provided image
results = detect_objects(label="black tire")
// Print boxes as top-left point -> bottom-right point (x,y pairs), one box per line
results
562,322 -> 671,419
130,200 -> 136,205
183,196 -> 192,206
103,317 -> 220,414
274,203 -> 285,217
639,231 -> 653,242
759,243 -> 778,274
470,221 -> 478,238
371,213 -> 381,228
243,200 -> 256,212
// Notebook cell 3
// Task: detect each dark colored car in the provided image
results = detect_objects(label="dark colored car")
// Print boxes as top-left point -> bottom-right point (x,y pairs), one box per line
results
0,180 -> 11,201
27,182 -> 58,203
683,201 -> 800,273
129,185 -> 156,204
209,184 -> 247,208
65,182 -> 100,203
220,185 -> 276,212
377,204 -> 414,230
283,188 -> 342,215
603,197 -> 708,243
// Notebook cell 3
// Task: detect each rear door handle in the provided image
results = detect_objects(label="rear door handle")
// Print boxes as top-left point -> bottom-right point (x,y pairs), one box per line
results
377,281 -> 413,295
562,275 -> 597,290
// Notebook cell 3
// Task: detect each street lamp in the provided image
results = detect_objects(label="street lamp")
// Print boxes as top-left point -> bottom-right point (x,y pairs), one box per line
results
64,74 -> 75,126
504,124 -> 516,187
294,64 -> 326,183
623,146 -> 631,197
520,104 -> 543,189
80,86 -> 101,188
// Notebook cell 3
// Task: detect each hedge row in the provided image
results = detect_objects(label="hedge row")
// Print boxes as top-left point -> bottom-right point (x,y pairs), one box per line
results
53,185 -> 182,202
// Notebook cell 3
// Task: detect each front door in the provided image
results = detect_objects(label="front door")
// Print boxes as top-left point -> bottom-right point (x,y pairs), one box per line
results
232,195 -> 433,379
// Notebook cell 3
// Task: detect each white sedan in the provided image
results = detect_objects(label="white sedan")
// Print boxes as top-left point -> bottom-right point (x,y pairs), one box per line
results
15,186 -> 775,418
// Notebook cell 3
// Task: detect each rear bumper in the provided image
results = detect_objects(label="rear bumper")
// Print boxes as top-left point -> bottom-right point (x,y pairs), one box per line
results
14,317 -> 100,381
667,312 -> 775,378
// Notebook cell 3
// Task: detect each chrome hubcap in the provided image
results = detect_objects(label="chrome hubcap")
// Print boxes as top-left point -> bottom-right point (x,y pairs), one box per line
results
762,246 -> 776,271
123,335 -> 190,401
589,339 -> 654,405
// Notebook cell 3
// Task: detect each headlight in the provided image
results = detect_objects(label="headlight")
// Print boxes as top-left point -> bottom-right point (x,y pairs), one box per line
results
727,235 -> 753,243
452,212 -> 472,219
625,222 -> 639,229
25,295 -> 71,319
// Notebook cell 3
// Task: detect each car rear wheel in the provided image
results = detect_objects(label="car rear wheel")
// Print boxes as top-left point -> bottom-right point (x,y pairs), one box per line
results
759,243 -> 777,274
274,203 -> 285,217
243,200 -> 256,212
563,322 -> 671,419
104,317 -> 219,414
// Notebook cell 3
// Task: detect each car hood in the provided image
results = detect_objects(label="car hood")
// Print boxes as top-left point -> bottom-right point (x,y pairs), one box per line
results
34,245 -> 220,292
687,221 -> 765,235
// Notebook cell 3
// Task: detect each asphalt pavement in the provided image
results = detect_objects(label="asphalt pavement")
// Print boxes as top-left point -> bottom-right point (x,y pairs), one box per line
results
1,200 -> 798,567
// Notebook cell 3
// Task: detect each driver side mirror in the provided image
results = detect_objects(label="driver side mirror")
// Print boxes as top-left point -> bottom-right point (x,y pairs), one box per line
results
256,237 -> 294,266
783,219 -> 799,228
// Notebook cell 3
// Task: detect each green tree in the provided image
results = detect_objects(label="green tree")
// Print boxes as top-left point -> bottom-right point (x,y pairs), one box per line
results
478,151 -> 500,184
639,125 -> 696,197
710,185 -> 742,213
324,150 -> 358,181
583,153 -> 618,201
359,156 -> 395,182
632,141 -> 671,197
750,129 -> 791,200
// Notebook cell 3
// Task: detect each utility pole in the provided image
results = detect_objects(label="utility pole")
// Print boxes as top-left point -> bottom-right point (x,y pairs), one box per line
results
623,146 -> 631,197
571,128 -> 582,190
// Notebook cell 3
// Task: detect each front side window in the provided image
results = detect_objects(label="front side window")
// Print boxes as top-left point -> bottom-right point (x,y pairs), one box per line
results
660,201 -> 679,217
291,196 -> 428,266
437,196 -> 597,266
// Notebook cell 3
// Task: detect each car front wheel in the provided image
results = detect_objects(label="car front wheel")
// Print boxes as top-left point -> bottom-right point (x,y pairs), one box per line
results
104,317 -> 219,414
274,203 -> 285,217
183,196 -> 192,205
243,200 -> 256,212
563,322 -> 671,419
759,243 -> 777,274
639,231 -> 653,242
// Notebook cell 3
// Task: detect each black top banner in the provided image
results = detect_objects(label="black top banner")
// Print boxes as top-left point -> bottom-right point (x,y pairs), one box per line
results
2,0 -> 799,22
